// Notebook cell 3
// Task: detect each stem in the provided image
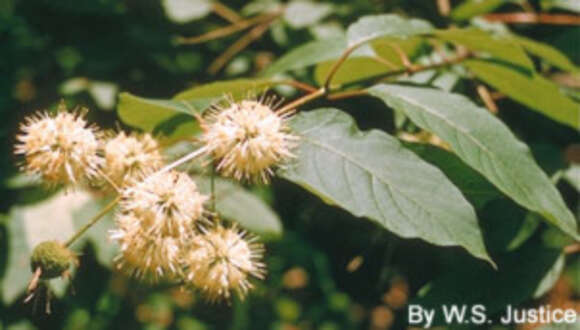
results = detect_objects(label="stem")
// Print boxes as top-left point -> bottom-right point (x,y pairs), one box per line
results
483,13 -> 580,25
208,17 -> 277,74
176,13 -> 278,45
210,162 -> 217,212
280,80 -> 319,93
65,195 -> 121,248
212,1 -> 242,23
156,146 -> 208,175
96,168 -> 121,193
278,88 -> 326,113
340,50 -> 473,90
323,45 -> 359,90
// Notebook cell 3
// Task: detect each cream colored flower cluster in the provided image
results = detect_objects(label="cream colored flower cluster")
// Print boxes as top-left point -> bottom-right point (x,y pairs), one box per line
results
15,102 -> 163,189
15,96 -> 295,301
201,98 -> 298,183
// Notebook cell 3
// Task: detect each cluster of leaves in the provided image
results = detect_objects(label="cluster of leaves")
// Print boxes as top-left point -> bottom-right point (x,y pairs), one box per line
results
1,0 -> 579,329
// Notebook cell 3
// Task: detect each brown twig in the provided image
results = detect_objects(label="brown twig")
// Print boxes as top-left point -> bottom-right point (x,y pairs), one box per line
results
564,243 -> 580,255
177,13 -> 278,45
476,84 -> 499,114
484,13 -> 580,25
281,80 -> 319,93
212,2 -> 242,23
341,50 -> 474,90
323,46 -> 359,90
388,42 -> 415,70
436,0 -> 451,17
278,88 -> 326,113
208,17 -> 277,75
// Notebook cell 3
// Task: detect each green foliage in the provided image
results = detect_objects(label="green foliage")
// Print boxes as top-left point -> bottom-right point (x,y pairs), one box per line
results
368,84 -> 578,238
2,0 -> 579,329
280,108 -> 491,263
466,59 -> 580,129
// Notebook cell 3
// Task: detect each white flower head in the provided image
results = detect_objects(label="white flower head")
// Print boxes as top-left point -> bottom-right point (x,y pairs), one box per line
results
184,224 -> 265,301
15,103 -> 102,186
111,213 -> 182,280
102,131 -> 163,188
201,96 -> 298,183
120,171 -> 207,237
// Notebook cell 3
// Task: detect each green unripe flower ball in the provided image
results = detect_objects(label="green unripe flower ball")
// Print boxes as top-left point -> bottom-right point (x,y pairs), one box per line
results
30,241 -> 74,279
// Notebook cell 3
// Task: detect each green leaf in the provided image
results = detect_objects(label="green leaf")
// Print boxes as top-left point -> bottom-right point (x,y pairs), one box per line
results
434,29 -> 534,71
513,35 -> 578,72
450,0 -> 506,21
194,177 -> 282,238
404,143 -> 500,209
465,59 -> 580,129
2,192 -> 88,303
280,108 -> 492,263
161,0 -> 212,24
563,165 -> 580,191
174,78 -> 278,101
117,92 -> 211,132
533,253 -> 565,298
283,1 -> 333,28
313,37 -> 425,86
314,57 -> 391,86
261,37 -> 347,77
413,241 -> 562,325
369,84 -> 579,239
541,0 -> 580,13
119,78 -> 278,136
346,14 -> 433,47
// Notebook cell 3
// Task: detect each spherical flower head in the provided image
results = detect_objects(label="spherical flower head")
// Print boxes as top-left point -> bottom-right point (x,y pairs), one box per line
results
15,106 -> 102,186
201,99 -> 298,183
30,240 -> 75,279
102,132 -> 163,188
184,225 -> 265,301
111,214 -> 182,280
120,171 -> 207,237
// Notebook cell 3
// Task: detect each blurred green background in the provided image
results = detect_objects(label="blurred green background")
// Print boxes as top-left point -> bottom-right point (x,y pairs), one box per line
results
1,0 -> 579,329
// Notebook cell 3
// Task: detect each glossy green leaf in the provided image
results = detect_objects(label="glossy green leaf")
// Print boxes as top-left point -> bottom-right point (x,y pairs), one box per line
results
434,29 -> 534,70
117,92 -> 211,132
369,84 -> 579,239
280,108 -> 492,263
404,143 -> 500,209
563,165 -> 580,191
346,14 -> 433,47
283,1 -> 333,28
194,177 -> 282,238
313,37 -> 425,86
413,241 -> 562,325
161,0 -> 212,24
314,57 -> 391,86
450,0 -> 506,21
174,78 -> 278,100
261,37 -> 347,76
533,253 -> 565,298
465,59 -> 580,129
513,35 -> 578,72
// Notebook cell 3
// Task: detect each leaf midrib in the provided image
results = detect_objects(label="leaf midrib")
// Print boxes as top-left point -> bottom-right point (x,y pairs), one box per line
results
300,133 -> 444,226
387,90 -> 537,210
